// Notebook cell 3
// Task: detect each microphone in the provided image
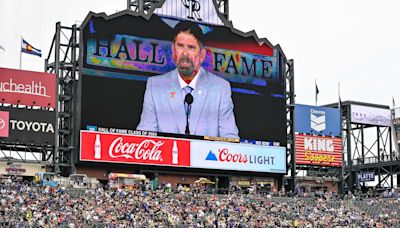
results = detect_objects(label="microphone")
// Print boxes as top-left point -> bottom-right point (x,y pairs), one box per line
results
184,93 -> 193,135
185,93 -> 193,105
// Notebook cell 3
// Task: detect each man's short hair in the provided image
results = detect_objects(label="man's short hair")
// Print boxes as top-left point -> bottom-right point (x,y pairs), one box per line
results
173,20 -> 205,49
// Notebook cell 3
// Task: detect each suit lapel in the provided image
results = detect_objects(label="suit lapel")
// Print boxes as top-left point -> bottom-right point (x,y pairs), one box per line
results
167,70 -> 186,134
190,68 -> 208,135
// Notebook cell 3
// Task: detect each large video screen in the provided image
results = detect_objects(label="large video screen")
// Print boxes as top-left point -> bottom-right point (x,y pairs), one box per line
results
80,12 -> 286,144
350,104 -> 391,127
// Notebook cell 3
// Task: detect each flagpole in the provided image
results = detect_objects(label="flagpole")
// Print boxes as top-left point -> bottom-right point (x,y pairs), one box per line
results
392,96 -> 396,109
315,79 -> 317,106
19,37 -> 22,70
338,82 -> 341,107
338,81 -> 344,194
390,95 -> 400,160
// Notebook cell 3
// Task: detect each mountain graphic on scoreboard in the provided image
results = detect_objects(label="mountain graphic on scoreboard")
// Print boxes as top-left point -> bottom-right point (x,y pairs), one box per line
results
205,150 -> 218,161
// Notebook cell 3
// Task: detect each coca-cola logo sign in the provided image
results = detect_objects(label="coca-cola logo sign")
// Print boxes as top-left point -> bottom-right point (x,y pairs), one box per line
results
80,131 -> 190,167
109,137 -> 164,161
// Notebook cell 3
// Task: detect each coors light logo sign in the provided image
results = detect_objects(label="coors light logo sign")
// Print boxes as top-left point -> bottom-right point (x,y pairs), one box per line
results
80,131 -> 190,166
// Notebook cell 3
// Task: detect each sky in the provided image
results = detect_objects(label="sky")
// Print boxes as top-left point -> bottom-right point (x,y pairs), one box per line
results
1,0 -> 399,107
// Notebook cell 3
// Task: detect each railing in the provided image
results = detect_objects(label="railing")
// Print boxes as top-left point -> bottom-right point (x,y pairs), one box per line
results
352,155 -> 400,166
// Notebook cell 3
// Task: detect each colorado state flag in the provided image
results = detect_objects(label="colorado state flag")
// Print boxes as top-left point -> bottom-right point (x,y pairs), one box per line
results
21,39 -> 41,57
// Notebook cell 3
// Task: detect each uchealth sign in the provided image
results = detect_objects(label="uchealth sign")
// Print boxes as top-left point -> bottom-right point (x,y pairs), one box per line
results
80,131 -> 191,167
80,131 -> 287,173
0,107 -> 55,145
295,133 -> 342,167
190,141 -> 286,173
0,67 -> 56,108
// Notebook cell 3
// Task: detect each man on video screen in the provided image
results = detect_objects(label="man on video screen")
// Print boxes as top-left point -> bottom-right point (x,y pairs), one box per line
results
137,20 -> 239,138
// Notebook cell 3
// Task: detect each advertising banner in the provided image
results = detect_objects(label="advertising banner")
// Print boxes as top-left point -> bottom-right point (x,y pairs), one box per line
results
0,107 -> 55,145
190,140 -> 286,173
0,163 -> 45,176
80,130 -> 287,173
295,104 -> 341,136
80,131 -> 191,167
357,172 -> 375,182
350,104 -> 391,127
0,67 -> 56,108
295,133 -> 342,167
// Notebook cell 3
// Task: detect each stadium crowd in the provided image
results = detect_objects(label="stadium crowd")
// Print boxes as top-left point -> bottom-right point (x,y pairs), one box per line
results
0,177 -> 399,227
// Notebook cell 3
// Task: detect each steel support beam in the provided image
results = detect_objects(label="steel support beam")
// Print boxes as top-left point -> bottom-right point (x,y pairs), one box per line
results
338,101 -> 399,191
285,59 -> 295,191
45,23 -> 79,175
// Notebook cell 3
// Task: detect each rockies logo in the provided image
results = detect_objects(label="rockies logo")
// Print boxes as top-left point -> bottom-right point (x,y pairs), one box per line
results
181,0 -> 202,21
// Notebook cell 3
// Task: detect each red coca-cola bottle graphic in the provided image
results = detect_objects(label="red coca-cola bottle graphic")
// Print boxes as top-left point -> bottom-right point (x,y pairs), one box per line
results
94,134 -> 101,159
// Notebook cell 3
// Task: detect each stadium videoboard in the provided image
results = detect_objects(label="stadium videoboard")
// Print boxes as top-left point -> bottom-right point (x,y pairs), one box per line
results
350,104 -> 391,127
79,10 -> 287,145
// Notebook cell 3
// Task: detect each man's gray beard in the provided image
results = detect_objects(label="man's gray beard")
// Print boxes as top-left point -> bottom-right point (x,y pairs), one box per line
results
178,66 -> 194,77
177,56 -> 195,77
